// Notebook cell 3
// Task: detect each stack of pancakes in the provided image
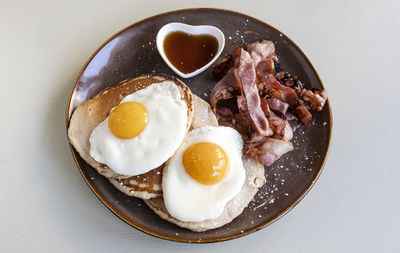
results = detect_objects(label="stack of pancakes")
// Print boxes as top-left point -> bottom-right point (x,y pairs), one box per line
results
68,74 -> 266,231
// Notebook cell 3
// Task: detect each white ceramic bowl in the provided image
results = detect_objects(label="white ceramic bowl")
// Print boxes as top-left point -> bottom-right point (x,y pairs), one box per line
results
156,22 -> 225,79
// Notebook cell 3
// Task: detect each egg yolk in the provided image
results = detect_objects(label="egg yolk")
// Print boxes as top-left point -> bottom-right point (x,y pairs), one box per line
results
108,102 -> 148,139
182,142 -> 229,185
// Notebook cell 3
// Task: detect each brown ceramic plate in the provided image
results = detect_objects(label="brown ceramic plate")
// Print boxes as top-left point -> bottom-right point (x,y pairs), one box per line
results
66,8 -> 332,243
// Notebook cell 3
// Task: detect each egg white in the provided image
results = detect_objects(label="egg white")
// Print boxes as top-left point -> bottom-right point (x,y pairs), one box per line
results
89,81 -> 188,176
162,126 -> 246,222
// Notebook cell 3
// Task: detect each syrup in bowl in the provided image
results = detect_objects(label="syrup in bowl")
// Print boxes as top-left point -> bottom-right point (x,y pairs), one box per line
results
157,23 -> 225,78
163,31 -> 218,74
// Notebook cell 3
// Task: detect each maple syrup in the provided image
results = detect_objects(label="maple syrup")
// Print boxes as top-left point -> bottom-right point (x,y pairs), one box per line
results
163,31 -> 218,74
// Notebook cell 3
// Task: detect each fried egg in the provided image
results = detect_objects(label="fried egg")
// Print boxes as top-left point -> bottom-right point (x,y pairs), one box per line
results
89,81 -> 188,176
162,126 -> 246,222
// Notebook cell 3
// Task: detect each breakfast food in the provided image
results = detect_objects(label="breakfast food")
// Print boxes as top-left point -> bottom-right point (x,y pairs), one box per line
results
145,154 -> 265,232
68,74 -> 193,199
108,94 -> 218,197
211,40 -> 328,166
163,31 -> 218,75
89,81 -> 188,176
162,126 -> 246,222
68,39 -> 328,233
145,116 -> 265,232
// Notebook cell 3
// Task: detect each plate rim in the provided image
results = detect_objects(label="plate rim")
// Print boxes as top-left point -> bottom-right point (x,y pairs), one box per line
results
65,7 -> 333,243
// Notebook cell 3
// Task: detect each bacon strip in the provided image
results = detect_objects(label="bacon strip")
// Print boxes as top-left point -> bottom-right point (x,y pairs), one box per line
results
265,97 -> 289,115
210,68 -> 238,112
256,138 -> 294,166
247,41 -> 299,107
234,48 -> 272,136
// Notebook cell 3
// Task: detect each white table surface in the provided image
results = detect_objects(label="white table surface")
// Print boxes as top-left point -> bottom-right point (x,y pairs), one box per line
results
1,0 -> 399,252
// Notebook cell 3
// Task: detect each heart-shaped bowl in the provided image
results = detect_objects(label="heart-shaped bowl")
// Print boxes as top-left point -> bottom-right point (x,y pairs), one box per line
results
156,22 -> 225,78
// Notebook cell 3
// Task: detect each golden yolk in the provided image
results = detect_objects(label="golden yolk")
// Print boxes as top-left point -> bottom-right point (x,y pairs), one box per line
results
108,102 -> 148,139
182,142 -> 229,185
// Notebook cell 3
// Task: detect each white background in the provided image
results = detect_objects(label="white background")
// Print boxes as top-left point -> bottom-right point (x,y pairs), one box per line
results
1,0 -> 399,252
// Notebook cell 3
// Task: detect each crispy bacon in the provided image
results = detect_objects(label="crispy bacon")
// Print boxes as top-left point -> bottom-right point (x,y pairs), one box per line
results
275,70 -> 304,90
246,42 -> 299,108
211,40 -> 328,167
234,48 -> 272,136
294,103 -> 313,124
300,88 -> 328,111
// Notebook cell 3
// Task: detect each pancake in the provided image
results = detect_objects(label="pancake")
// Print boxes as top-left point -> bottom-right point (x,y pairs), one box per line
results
144,102 -> 266,231
109,94 -> 218,199
144,154 -> 265,232
68,74 -> 193,184
109,165 -> 164,199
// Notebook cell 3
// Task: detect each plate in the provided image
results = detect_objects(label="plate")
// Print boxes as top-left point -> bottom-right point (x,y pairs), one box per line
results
66,8 -> 332,243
